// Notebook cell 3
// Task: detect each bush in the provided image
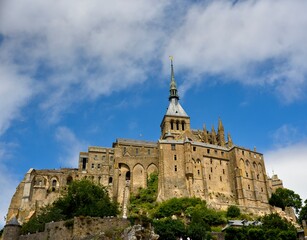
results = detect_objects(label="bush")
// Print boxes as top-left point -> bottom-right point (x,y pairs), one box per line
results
226,205 -> 241,218
153,218 -> 186,240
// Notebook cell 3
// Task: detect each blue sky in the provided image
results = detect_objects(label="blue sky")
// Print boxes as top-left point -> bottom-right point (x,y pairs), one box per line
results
1,0 -> 307,227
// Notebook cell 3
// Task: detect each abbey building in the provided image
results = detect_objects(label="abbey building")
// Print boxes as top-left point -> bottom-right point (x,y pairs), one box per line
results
6,60 -> 283,224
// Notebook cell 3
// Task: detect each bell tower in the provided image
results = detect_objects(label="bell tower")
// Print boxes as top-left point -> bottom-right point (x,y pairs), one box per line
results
160,57 -> 190,139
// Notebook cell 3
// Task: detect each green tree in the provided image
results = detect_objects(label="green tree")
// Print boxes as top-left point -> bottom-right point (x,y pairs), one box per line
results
247,228 -> 265,240
187,208 -> 211,240
21,179 -> 118,234
269,188 -> 302,213
299,199 -> 307,223
54,179 -> 118,218
153,218 -> 186,240
224,227 -> 246,240
226,205 -> 241,218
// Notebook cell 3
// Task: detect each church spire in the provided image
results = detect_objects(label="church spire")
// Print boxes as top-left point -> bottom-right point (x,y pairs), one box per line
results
169,56 -> 179,100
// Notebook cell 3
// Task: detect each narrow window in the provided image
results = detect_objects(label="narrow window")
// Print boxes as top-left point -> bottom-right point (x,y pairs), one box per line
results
109,177 -> 113,184
171,121 -> 174,130
221,151 -> 224,156
246,172 -> 249,177
176,121 -> 179,130
242,150 -> 245,155
193,146 -> 196,151
82,158 -> 87,170
220,160 -> 222,165
257,174 -> 259,180
261,187 -> 263,192
174,165 -> 177,172
97,164 -> 101,169
174,155 -> 177,160
210,159 -> 213,164
136,148 -> 139,155
209,175 -> 211,180
215,150 -> 218,155
210,167 -> 213,173
182,122 -> 185,131
148,149 -> 151,155
220,176 -> 222,182
207,149 -> 210,154
171,144 -> 176,150
223,169 -> 225,174
197,170 -> 200,175
248,185 -> 251,190
91,163 -> 95,169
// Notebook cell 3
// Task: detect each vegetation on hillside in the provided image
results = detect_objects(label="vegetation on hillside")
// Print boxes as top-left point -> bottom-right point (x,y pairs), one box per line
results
21,179 -> 118,234
269,188 -> 302,213
224,213 -> 297,240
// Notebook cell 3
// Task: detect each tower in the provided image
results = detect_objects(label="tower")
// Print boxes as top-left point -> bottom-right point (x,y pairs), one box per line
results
160,57 -> 190,139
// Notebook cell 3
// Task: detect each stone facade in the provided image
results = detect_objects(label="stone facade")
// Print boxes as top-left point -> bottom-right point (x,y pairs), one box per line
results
6,60 -> 281,225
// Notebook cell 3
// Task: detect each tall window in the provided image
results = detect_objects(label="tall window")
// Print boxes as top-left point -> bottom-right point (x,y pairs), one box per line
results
82,158 -> 87,170
174,165 -> 177,172
182,121 -> 185,131
176,121 -> 179,130
171,144 -> 176,150
174,155 -> 177,160
171,121 -> 174,130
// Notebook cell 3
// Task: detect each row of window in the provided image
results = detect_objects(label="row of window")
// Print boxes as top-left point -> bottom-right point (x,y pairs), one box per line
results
239,149 -> 262,159
123,147 -> 152,156
171,144 -> 226,157
170,120 -> 186,131
93,155 -> 114,161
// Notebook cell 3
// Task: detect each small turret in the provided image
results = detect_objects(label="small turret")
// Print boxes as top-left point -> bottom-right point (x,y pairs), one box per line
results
227,132 -> 233,147
211,126 -> 217,145
217,118 -> 225,147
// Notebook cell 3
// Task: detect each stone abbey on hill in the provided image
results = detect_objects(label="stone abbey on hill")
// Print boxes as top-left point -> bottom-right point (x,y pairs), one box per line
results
6,60 -> 283,224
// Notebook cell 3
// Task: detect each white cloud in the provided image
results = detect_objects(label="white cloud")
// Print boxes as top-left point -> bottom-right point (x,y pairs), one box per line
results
164,0 -> 307,102
0,0 -> 170,123
0,64 -> 33,134
55,126 -> 88,167
0,143 -> 19,228
265,140 -> 307,202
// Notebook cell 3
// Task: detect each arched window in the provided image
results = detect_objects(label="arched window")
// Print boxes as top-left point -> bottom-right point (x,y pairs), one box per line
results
109,177 -> 113,184
171,121 -> 174,130
176,121 -> 179,130
182,121 -> 185,131
126,171 -> 131,181
52,179 -> 57,187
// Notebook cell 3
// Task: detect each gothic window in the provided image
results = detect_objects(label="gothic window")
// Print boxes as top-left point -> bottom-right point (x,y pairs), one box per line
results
245,160 -> 250,167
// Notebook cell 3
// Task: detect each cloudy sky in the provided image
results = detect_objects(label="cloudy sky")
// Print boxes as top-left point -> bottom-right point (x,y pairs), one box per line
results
1,0 -> 307,227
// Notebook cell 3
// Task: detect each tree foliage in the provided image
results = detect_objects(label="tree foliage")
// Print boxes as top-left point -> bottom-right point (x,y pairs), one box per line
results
299,199 -> 307,223
21,179 -> 118,234
153,218 -> 186,240
226,205 -> 241,218
269,188 -> 302,213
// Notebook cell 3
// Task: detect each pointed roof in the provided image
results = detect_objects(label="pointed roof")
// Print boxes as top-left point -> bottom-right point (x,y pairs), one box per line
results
165,57 -> 188,117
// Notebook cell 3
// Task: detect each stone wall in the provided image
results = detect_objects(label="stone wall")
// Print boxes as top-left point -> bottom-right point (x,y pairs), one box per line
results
16,217 -> 130,240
